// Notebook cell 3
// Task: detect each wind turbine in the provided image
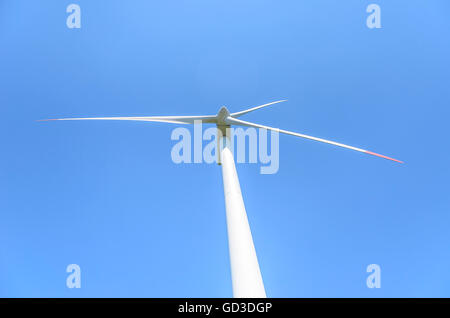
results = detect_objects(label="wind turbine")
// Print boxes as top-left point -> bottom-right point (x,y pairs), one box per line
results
40,100 -> 402,298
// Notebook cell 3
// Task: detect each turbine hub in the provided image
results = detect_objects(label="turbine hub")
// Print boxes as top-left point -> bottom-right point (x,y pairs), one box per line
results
217,106 -> 230,124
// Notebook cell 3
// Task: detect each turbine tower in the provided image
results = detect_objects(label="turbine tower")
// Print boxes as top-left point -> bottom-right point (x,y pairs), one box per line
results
40,100 -> 402,297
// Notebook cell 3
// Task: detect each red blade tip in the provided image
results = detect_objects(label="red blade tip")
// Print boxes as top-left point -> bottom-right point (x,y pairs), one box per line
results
365,151 -> 403,163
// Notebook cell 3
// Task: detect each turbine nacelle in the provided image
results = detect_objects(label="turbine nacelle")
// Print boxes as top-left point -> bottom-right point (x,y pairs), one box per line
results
216,106 -> 230,125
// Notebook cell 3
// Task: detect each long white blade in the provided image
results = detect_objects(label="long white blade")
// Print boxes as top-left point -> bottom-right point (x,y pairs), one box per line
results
231,100 -> 287,118
226,117 -> 403,163
38,115 -> 217,124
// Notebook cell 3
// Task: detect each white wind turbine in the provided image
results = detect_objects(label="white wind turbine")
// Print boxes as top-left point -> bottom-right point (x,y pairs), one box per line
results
40,100 -> 402,298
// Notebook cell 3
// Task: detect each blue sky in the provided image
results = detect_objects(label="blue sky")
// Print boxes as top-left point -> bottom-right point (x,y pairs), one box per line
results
1,1 -> 449,297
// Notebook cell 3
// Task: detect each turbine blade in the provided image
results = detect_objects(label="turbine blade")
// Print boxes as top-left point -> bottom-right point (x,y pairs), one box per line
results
38,115 -> 217,124
226,117 -> 403,163
230,100 -> 287,118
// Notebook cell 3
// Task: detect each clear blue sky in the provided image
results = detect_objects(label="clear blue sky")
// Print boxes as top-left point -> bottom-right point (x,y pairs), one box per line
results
1,1 -> 449,297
